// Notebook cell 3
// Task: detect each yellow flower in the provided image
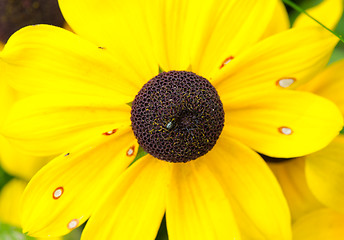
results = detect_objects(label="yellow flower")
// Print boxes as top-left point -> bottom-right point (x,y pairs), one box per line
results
0,0 -> 343,239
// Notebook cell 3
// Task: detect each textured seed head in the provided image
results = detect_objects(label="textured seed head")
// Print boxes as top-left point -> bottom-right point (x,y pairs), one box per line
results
131,71 -> 224,163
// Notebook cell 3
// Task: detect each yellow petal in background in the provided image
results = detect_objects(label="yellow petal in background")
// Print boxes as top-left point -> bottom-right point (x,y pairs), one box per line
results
260,0 -> 290,39
213,26 -> 338,104
226,90 -> 343,158
0,179 -> 26,227
0,136 -> 56,180
2,93 -> 131,156
269,158 -> 322,221
21,127 -> 138,238
205,134 -> 292,240
299,59 -> 344,116
166,158 -> 240,240
293,0 -> 343,30
305,135 -> 344,213
293,208 -> 344,240
82,156 -> 170,240
0,24 -> 140,100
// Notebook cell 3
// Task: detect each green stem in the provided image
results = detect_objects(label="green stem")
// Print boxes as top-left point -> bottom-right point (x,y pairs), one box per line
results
282,0 -> 344,43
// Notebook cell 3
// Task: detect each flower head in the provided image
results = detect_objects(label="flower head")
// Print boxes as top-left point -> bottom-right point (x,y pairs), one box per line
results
131,70 -> 224,162
0,0 -> 343,239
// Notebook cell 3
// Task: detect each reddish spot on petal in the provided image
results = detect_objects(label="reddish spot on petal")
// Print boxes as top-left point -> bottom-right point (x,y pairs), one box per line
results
102,129 -> 117,136
126,146 -> 135,156
278,127 -> 293,135
53,187 -> 64,200
220,56 -> 234,69
67,219 -> 79,230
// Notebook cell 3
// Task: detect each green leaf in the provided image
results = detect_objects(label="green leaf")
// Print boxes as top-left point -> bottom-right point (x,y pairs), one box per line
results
287,0 -> 322,23
0,165 -> 13,190
0,222 -> 35,240
129,146 -> 148,166
329,44 -> 344,64
159,66 -> 165,73
63,224 -> 83,240
155,216 -> 168,240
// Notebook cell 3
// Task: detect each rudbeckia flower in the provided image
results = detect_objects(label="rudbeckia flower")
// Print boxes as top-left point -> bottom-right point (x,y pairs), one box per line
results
270,59 -> 344,221
0,0 -> 343,239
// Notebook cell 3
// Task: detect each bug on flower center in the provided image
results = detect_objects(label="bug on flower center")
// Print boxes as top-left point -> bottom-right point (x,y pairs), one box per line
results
130,71 -> 224,163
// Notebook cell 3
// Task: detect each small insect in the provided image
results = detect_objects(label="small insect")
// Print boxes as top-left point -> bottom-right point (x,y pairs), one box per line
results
166,118 -> 176,130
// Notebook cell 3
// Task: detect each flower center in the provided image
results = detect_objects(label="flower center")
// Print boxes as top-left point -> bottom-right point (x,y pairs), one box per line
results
131,71 -> 224,163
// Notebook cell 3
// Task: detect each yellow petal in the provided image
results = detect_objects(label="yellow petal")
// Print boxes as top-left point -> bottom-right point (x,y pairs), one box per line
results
305,135 -> 344,213
0,77 -> 16,127
21,127 -> 138,238
213,26 -> 338,104
188,0 -> 277,79
0,24 -> 140,99
166,158 -> 240,240
81,156 -> 170,240
260,0 -> 290,39
293,208 -> 344,240
225,90 -> 343,158
0,135 -> 55,180
2,93 -> 131,156
268,158 -> 322,221
293,0 -> 343,30
205,134 -> 292,240
0,179 -> 27,227
299,59 -> 344,116
58,0 -> 158,84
